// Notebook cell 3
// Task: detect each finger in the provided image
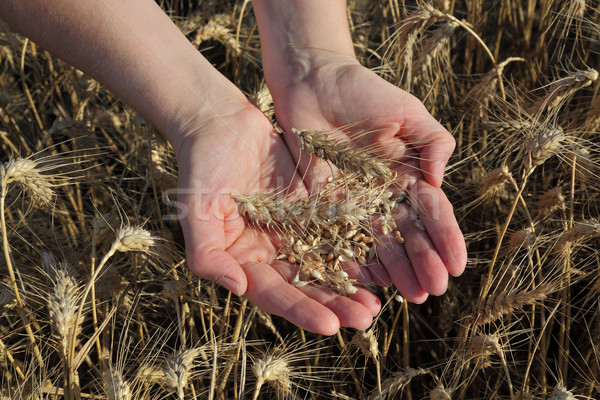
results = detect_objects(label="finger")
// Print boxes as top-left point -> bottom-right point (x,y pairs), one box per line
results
243,261 -> 342,335
374,218 -> 429,303
298,282 -> 377,329
399,97 -> 456,187
411,182 -> 467,277
396,200 -> 449,296
187,247 -> 248,295
348,287 -> 382,317
365,260 -> 393,287
268,259 -> 380,326
338,258 -> 391,287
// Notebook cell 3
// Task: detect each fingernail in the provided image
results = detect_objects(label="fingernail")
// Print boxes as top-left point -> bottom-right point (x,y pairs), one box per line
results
218,276 -> 241,295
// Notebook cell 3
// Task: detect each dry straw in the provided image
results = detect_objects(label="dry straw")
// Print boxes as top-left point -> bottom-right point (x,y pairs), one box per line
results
103,368 -> 132,400
2,1 -> 600,399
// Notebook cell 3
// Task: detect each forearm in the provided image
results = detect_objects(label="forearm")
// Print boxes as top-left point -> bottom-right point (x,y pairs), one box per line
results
0,0 -> 248,152
252,0 -> 358,95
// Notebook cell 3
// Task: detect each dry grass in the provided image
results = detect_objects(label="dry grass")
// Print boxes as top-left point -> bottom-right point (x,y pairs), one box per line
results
1,0 -> 600,399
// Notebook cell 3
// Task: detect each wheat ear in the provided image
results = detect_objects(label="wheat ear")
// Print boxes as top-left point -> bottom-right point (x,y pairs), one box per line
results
163,347 -> 203,400
469,284 -> 553,326
523,127 -> 566,173
252,352 -> 292,400
293,128 -> 394,180
103,368 -> 132,400
528,68 -> 598,115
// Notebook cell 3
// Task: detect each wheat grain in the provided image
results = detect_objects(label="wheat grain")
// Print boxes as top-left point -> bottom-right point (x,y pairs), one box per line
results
385,4 -> 454,86
412,22 -> 457,83
1,157 -> 54,207
249,81 -> 274,120
528,68 -> 598,115
465,334 -> 502,370
430,384 -> 453,400
370,368 -> 429,400
252,352 -> 291,400
47,261 -> 82,357
536,187 -> 565,218
524,127 -> 566,172
351,329 -> 379,360
193,14 -> 240,54
114,226 -> 156,253
508,227 -> 534,250
479,165 -> 512,200
555,220 -> 600,252
163,347 -> 203,400
232,185 -> 404,295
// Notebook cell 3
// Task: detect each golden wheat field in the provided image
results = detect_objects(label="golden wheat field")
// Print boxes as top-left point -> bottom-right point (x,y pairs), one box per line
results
1,0 -> 600,399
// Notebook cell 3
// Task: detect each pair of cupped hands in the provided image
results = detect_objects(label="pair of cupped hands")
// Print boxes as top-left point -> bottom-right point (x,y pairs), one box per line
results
176,59 -> 467,335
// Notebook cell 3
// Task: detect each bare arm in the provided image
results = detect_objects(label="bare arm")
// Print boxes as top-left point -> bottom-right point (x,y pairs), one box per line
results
251,0 -> 358,97
0,0 -> 251,153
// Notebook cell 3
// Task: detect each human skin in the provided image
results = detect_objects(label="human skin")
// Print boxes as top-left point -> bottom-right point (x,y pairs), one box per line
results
0,0 -> 466,334
252,1 -> 467,302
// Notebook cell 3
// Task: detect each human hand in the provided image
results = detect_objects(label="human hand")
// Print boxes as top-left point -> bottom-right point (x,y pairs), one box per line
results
174,102 -> 381,335
269,59 -> 467,303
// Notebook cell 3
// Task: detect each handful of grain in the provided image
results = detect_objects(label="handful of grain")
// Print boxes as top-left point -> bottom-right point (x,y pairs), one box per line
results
232,128 -> 407,295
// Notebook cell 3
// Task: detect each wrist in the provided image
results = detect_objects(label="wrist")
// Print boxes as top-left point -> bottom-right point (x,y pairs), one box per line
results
264,50 -> 359,99
252,0 -> 358,95
166,89 -> 262,160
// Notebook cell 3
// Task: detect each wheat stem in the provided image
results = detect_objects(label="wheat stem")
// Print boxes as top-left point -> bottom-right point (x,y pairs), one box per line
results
0,179 -> 45,368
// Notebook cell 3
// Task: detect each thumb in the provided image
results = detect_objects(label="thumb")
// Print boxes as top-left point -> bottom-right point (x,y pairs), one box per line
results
179,191 -> 248,295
